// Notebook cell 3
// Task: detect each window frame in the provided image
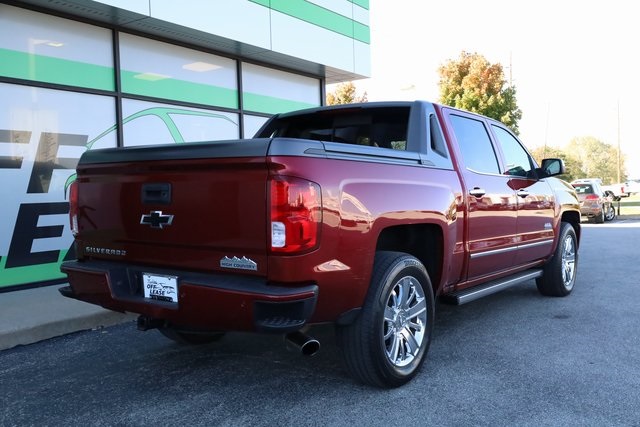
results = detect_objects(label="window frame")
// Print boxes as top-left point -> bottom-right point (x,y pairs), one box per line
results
489,123 -> 537,178
447,112 -> 501,176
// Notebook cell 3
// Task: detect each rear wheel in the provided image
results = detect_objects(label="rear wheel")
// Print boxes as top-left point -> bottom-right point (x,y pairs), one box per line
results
536,222 -> 577,296
159,327 -> 225,345
604,204 -> 615,221
336,251 -> 434,388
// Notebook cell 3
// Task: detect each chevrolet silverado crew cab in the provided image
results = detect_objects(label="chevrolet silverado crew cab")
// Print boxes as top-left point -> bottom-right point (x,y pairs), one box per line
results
60,101 -> 581,388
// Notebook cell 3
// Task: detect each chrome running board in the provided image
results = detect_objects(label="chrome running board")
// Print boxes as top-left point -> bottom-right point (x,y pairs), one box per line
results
442,269 -> 543,305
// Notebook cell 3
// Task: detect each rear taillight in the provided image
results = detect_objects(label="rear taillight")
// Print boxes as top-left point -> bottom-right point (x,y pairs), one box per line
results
69,181 -> 79,236
270,176 -> 321,254
585,194 -> 599,200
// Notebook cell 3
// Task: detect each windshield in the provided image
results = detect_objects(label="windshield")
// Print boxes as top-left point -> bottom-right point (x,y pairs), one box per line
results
572,184 -> 594,194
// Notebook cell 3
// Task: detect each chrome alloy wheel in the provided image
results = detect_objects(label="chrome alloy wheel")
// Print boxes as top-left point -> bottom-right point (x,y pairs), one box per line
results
383,275 -> 428,367
561,234 -> 576,290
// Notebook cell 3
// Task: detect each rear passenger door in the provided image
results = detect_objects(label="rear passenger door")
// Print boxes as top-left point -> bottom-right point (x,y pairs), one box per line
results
446,111 -> 518,281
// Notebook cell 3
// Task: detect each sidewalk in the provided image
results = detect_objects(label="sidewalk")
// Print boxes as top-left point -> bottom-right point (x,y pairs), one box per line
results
0,284 -> 136,351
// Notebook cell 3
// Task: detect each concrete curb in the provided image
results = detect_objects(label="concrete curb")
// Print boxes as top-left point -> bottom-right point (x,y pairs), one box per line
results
0,285 -> 136,351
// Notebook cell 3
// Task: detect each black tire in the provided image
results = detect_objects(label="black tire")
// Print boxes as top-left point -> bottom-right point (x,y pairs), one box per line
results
336,251 -> 435,388
159,327 -> 225,345
536,222 -> 578,297
604,204 -> 615,221
594,207 -> 605,224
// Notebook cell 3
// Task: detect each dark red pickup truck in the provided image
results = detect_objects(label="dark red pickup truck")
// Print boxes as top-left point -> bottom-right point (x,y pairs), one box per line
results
61,101 -> 581,388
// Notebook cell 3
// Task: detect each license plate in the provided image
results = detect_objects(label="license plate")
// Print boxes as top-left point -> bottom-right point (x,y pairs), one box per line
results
143,273 -> 178,303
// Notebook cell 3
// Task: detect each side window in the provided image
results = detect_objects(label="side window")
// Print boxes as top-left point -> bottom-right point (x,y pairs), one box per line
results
491,125 -> 533,177
449,114 -> 500,174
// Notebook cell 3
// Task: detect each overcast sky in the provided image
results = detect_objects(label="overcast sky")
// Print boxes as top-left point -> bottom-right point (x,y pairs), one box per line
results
357,0 -> 639,178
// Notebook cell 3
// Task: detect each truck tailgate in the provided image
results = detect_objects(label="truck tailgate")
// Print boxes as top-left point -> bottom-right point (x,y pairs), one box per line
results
73,140 -> 271,275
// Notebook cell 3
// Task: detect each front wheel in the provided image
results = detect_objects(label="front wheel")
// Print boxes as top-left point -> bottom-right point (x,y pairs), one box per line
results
336,251 -> 435,388
536,222 -> 578,296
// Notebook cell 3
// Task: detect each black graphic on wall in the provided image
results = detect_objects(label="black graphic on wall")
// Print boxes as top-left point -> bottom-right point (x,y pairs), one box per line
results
27,132 -> 87,193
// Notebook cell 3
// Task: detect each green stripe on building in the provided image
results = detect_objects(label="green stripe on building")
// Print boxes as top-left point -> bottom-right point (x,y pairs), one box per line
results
0,252 -> 68,288
243,92 -> 317,115
0,48 -> 114,91
121,71 -> 239,109
353,22 -> 369,42
348,0 -> 369,10
249,0 -> 370,44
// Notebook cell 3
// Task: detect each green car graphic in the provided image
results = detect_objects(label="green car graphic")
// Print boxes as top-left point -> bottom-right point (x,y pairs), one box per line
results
64,106 -> 238,194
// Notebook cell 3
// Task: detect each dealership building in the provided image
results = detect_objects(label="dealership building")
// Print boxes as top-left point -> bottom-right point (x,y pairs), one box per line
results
0,0 -> 370,291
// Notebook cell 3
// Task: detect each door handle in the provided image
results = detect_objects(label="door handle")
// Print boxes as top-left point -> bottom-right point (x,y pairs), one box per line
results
469,187 -> 486,198
516,189 -> 530,198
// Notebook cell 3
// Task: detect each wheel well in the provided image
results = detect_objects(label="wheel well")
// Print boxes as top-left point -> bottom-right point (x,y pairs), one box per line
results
375,224 -> 443,293
561,210 -> 581,246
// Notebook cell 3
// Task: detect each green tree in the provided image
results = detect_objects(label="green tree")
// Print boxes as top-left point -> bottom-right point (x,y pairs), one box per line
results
529,146 -> 582,183
566,137 -> 626,184
326,81 -> 368,105
438,51 -> 522,134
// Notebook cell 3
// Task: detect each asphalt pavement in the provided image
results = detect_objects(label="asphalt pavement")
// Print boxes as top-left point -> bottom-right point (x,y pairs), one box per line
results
0,284 -> 135,351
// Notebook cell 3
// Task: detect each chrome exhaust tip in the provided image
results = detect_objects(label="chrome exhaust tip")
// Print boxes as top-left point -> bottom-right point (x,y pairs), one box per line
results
285,330 -> 320,356
136,315 -> 164,331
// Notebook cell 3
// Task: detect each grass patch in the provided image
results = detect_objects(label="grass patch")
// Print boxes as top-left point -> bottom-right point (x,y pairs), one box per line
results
616,194 -> 640,217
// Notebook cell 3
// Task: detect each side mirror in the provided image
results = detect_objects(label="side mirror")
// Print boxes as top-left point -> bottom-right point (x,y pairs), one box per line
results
538,158 -> 565,178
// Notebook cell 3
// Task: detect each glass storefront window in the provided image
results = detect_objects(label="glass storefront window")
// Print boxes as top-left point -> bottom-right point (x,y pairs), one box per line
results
0,83 -> 116,288
0,4 -> 114,90
242,63 -> 320,114
119,34 -> 238,109
243,114 -> 270,138
122,99 -> 239,146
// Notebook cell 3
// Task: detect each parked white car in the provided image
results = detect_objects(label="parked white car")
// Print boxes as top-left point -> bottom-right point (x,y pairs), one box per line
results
601,182 -> 628,199
624,179 -> 640,195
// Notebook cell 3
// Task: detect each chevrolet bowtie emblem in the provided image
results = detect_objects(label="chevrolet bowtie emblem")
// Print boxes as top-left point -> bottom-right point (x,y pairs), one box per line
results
140,211 -> 174,229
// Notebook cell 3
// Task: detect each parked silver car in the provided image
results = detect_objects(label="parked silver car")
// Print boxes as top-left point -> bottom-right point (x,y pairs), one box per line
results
571,180 -> 615,223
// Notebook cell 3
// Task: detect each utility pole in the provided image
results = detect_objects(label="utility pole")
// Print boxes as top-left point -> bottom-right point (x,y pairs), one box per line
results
616,100 -> 622,216
617,100 -> 621,184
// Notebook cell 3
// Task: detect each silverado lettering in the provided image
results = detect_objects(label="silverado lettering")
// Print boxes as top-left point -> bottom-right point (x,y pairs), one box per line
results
60,101 -> 581,388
